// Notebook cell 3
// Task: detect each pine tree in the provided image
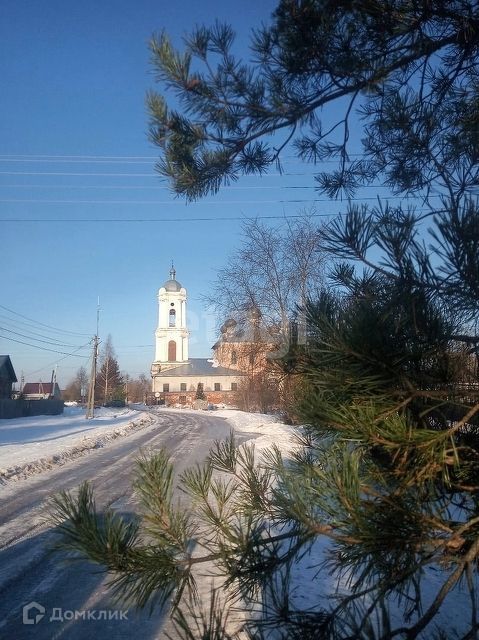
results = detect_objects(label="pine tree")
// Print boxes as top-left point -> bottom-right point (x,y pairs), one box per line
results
95,336 -> 125,405
287,206 -> 479,637
146,0 -> 478,202
49,2 -> 479,637
195,382 -> 206,400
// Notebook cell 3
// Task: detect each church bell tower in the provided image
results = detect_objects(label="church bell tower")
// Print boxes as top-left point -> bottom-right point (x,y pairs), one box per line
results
151,265 -> 189,375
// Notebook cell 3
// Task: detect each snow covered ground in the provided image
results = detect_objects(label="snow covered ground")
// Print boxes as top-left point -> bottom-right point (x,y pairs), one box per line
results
214,407 -> 292,453
0,404 -> 291,485
0,405 -> 154,482
164,409 -> 475,639
0,405 -> 474,637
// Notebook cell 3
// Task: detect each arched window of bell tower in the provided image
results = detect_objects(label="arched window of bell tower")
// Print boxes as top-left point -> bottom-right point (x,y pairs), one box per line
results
169,308 -> 176,327
168,340 -> 177,361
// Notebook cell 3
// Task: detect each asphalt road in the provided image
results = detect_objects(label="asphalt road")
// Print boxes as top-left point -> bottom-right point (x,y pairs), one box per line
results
0,409 -> 247,640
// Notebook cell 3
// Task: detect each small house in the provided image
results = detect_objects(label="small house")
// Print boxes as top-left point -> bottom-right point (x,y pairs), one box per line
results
22,382 -> 62,400
0,355 -> 17,399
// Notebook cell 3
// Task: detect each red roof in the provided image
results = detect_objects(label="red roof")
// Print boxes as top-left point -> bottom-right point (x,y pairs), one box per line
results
23,382 -> 58,394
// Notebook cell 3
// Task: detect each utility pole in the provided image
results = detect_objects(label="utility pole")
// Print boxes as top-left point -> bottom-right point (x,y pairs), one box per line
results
86,336 -> 98,419
104,357 -> 109,405
86,300 -> 100,419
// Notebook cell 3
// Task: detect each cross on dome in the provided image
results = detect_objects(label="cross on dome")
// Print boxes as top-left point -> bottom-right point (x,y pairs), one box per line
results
163,263 -> 182,292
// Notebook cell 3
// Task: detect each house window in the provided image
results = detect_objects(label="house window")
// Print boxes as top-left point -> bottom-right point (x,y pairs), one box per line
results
180,383 -> 187,391
214,383 -> 221,391
231,383 -> 238,391
163,384 -> 169,392
168,340 -> 176,361
179,395 -> 187,404
231,350 -> 237,365
169,308 -> 176,327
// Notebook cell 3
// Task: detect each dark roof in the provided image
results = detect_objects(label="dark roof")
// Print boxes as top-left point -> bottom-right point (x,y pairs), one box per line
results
212,324 -> 280,350
216,313 -> 280,346
0,355 -> 17,382
23,382 -> 60,394
159,358 -> 244,378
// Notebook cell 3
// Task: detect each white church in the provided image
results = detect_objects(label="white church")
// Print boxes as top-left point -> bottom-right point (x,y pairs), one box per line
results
150,266 -> 244,405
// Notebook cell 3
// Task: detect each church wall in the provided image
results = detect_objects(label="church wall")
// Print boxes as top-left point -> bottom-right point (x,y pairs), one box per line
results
147,390 -> 239,408
158,289 -> 186,328
154,284 -> 188,363
152,373 -> 244,394
154,336 -> 188,363
214,341 -> 277,375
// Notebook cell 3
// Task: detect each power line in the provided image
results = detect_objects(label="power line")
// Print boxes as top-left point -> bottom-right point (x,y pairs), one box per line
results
0,192 -> 440,206
0,208 -> 440,223
0,179 -> 444,194
0,183 -> 396,191
0,171 -> 157,177
0,152 -> 364,161
0,196 -> 409,205
25,349 -> 93,379
0,184 -> 168,190
0,333 -> 90,357
0,158 -> 154,165
0,213 -> 336,223
0,169 -> 374,178
0,154 -> 158,159
0,313 -> 89,345
116,344 -> 154,348
0,325 -> 88,349
0,303 -> 90,337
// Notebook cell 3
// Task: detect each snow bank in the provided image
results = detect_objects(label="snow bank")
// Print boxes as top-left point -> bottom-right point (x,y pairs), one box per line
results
214,408 -> 293,456
216,410 -> 476,639
0,405 -> 290,487
0,406 -> 153,484
182,409 -> 295,637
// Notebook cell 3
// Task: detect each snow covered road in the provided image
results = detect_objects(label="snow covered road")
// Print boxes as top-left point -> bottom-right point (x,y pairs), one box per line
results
0,407 -> 289,639
0,405 -> 293,639
2,406 -> 470,638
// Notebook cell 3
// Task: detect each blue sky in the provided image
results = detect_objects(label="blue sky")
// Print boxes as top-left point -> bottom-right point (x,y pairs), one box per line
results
0,0 -> 397,387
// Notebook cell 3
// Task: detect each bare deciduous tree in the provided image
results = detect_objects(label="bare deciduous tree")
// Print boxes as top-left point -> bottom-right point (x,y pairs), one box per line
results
62,366 -> 89,403
204,211 -> 326,335
126,374 -> 151,404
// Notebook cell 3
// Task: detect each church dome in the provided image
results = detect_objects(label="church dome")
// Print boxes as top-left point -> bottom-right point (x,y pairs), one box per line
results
163,266 -> 182,291
164,278 -> 182,291
221,318 -> 237,333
